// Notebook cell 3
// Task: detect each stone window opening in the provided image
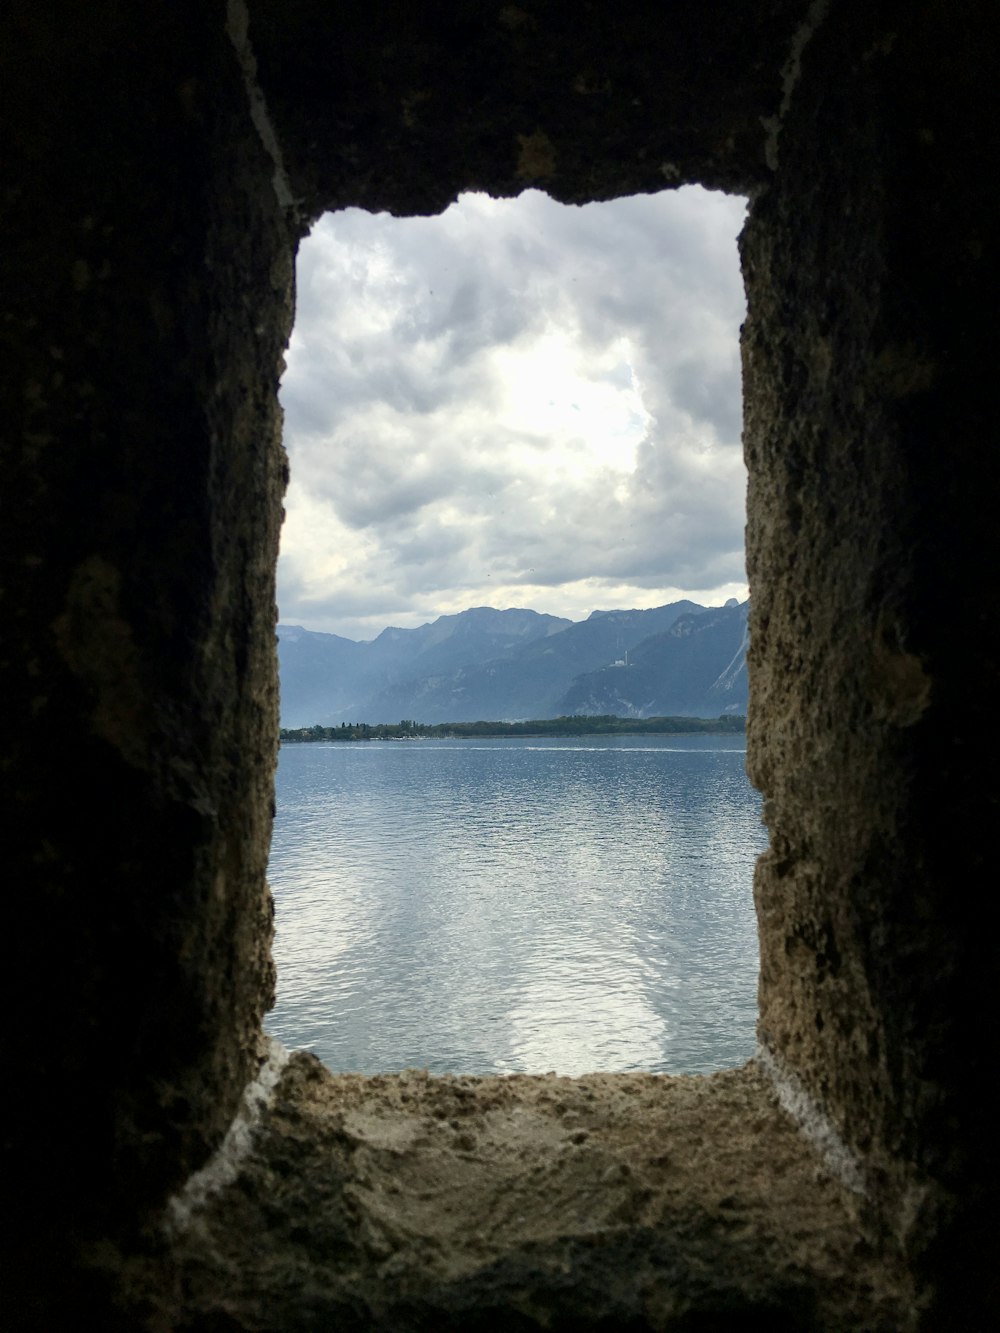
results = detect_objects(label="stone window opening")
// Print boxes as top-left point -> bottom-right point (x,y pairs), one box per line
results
266,187 -> 760,1084
160,172 -> 907,1323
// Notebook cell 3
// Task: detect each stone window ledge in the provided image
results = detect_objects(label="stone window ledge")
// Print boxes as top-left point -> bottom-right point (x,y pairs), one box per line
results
160,1053 -> 909,1330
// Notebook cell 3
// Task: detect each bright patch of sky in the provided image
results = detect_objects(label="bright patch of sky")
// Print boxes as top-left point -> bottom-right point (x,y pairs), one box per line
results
278,186 -> 748,641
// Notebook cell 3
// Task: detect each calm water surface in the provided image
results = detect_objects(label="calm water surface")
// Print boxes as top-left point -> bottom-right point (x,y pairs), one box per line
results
266,734 -> 766,1076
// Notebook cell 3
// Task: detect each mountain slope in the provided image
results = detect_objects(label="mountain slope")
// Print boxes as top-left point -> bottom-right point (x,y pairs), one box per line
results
556,601 -> 750,719
278,600 -> 749,726
275,626 -> 366,727
354,601 -> 704,723
364,606 -> 571,680
277,607 -> 570,726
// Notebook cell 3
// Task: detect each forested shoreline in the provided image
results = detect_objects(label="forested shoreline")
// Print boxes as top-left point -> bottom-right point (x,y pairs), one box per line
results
280,714 -> 746,743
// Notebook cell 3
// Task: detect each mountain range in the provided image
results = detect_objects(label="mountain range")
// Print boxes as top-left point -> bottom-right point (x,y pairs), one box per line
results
277,600 -> 749,727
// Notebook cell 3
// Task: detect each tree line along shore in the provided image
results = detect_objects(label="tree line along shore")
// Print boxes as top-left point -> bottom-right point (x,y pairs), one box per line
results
280,715 -> 746,743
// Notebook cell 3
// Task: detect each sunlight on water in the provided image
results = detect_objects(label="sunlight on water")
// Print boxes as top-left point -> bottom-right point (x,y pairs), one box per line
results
266,735 -> 766,1075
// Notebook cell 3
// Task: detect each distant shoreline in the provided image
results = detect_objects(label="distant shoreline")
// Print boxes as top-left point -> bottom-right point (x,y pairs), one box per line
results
280,714 -> 746,743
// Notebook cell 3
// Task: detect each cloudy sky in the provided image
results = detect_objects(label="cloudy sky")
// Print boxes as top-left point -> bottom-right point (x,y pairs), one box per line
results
277,186 -> 748,642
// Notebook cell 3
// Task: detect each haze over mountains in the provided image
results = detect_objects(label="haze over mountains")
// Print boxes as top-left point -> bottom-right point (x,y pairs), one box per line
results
278,601 -> 749,727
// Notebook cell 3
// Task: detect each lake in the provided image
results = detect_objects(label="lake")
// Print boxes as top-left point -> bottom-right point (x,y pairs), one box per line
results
266,734 -> 766,1076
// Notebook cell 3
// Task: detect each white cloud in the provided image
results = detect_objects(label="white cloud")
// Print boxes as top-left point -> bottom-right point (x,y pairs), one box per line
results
278,186 -> 748,640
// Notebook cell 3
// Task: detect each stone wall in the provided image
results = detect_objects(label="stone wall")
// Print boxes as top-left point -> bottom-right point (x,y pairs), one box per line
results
2,2 -> 292,1313
2,1 -> 996,1326
743,8 -> 997,1313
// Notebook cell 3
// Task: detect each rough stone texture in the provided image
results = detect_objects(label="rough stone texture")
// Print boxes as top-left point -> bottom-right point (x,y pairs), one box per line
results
246,0 -> 807,218
742,5 -> 999,1320
152,1054 -> 908,1331
1,0 -> 292,1316
2,0 -> 998,1328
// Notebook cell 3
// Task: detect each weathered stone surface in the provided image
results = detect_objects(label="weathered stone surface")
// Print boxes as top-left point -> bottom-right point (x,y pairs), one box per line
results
2,0 -> 292,1297
245,0 -> 807,220
742,6 -> 999,1318
154,1054 -> 908,1331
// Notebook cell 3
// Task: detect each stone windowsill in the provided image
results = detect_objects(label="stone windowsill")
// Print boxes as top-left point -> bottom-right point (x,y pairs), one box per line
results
159,1052 -> 910,1329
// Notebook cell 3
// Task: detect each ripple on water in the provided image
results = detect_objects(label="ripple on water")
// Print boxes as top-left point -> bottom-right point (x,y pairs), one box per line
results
266,734 -> 765,1075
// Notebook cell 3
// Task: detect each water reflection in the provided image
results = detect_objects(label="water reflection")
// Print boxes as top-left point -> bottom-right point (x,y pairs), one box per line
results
266,735 -> 766,1075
